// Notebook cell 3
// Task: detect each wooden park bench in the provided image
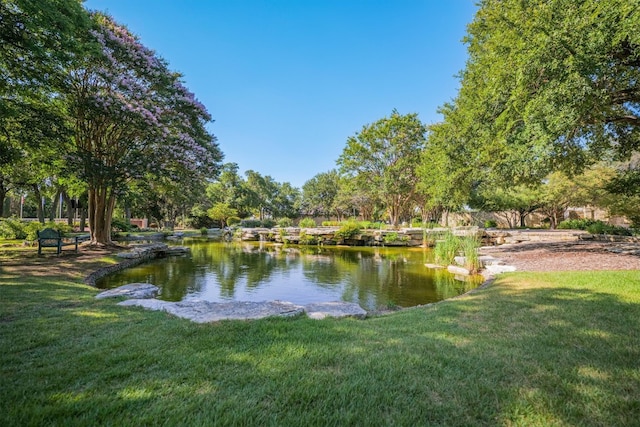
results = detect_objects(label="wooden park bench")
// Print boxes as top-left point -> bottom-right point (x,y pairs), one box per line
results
37,228 -> 90,256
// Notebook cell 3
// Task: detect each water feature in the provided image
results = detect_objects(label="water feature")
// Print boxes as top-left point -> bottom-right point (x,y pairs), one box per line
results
97,239 -> 482,311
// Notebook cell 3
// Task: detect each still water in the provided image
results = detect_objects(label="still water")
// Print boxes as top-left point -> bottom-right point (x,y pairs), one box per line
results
97,239 -> 482,311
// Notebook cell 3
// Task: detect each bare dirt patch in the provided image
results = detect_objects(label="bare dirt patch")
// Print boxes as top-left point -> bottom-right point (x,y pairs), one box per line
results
480,240 -> 640,272
1,245 -> 123,281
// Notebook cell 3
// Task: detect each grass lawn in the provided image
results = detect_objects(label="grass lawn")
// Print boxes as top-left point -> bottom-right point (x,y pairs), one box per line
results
1,250 -> 639,426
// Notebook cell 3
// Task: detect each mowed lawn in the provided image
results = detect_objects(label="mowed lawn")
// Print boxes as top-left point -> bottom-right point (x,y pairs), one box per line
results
1,255 -> 639,426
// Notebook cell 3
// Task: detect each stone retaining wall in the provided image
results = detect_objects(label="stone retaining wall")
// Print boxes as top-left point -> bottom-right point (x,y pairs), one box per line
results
235,226 -> 483,247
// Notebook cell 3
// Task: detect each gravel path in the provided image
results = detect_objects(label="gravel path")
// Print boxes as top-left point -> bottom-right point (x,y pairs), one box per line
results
480,240 -> 640,272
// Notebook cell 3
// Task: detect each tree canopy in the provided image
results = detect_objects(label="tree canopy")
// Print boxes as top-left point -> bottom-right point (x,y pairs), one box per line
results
1,2 -> 222,240
65,12 -> 222,243
337,110 -> 426,225
446,0 -> 640,183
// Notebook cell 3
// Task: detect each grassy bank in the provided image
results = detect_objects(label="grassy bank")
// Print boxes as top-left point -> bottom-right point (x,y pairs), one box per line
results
1,256 -> 639,425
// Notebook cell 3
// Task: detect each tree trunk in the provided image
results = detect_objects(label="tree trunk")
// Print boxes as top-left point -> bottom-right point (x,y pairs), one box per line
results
519,211 -> 527,228
49,189 -> 61,221
548,210 -> 560,229
63,191 -> 74,226
88,186 -> 116,245
388,198 -> 400,227
33,184 -> 45,224
0,183 -> 7,218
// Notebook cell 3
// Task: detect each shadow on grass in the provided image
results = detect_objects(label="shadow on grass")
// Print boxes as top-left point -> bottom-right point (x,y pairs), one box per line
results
1,271 -> 639,425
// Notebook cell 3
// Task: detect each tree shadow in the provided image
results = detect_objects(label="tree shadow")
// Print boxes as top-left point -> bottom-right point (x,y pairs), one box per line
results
2,271 -> 639,425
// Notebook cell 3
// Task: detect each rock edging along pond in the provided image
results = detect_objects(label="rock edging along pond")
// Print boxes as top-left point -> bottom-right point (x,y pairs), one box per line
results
95,284 -> 367,322
232,226 -> 482,247
84,243 -> 189,286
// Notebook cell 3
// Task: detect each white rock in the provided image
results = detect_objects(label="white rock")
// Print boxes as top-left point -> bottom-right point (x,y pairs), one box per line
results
454,256 -> 466,266
447,265 -> 471,276
478,255 -> 502,266
304,302 -> 367,320
96,283 -> 159,299
118,299 -> 304,323
484,264 -> 517,275
425,263 -> 444,269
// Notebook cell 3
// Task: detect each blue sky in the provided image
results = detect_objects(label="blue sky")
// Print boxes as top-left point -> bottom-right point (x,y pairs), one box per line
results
84,0 -> 477,188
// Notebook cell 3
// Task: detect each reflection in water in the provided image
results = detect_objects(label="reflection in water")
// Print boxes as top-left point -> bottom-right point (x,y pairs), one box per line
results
97,240 -> 482,310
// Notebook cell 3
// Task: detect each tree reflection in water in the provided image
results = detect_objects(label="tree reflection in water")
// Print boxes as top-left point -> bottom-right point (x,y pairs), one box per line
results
97,240 -> 482,310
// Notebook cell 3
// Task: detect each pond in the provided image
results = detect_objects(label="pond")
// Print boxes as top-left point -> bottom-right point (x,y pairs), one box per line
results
97,239 -> 483,311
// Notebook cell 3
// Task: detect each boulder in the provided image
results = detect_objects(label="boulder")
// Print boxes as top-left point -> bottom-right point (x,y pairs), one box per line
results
118,299 -> 305,323
424,263 -> 444,269
447,265 -> 471,276
162,246 -> 190,256
484,264 -> 517,275
304,302 -> 367,320
116,251 -> 144,259
96,283 -> 159,299
477,255 -> 502,266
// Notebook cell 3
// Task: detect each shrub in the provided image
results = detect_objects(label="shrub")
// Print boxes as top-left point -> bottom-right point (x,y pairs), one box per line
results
298,230 -> 318,245
227,216 -> 241,226
359,221 -> 383,230
484,220 -> 498,228
334,220 -> 361,240
111,218 -> 135,232
557,219 -> 595,230
298,218 -> 316,228
200,227 -> 208,236
261,219 -> 276,228
240,219 -> 262,228
25,221 -> 45,241
321,220 -> 341,226
383,232 -> 408,244
359,221 -> 372,229
383,232 -> 399,244
585,221 -> 631,236
278,228 -> 289,244
0,219 -> 73,241
557,219 -> 631,235
0,218 -> 28,240
0,217 -> 27,240
277,217 -> 293,227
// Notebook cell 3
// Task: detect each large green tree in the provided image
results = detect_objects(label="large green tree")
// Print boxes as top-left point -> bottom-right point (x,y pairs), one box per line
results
470,184 -> 543,228
204,163 -> 254,218
445,0 -> 640,183
301,170 -> 340,219
417,115 -> 474,224
0,0 -> 87,215
337,110 -> 427,226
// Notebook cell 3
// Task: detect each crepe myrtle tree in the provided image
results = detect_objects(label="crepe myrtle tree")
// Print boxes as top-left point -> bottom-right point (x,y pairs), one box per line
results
66,13 -> 222,244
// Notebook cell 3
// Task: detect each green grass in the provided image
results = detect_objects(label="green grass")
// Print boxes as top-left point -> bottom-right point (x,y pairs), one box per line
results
1,261 -> 639,425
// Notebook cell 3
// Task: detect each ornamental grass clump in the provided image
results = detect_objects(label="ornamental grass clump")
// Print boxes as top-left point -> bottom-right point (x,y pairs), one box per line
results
434,231 -> 460,266
435,232 -> 481,272
460,235 -> 481,273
